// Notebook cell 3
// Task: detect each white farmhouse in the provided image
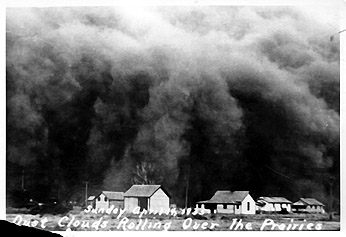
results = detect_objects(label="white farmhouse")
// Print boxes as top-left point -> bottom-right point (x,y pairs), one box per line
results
195,191 -> 256,214
124,185 -> 170,213
256,197 -> 292,213
95,191 -> 124,210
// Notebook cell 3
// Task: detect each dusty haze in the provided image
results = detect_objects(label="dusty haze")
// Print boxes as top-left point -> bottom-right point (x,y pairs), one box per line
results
6,6 -> 340,208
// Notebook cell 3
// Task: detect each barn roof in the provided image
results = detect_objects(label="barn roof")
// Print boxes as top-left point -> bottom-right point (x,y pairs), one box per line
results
297,198 -> 325,206
87,196 -> 95,201
99,191 -> 124,200
197,191 -> 249,204
257,197 -> 292,204
124,185 -> 170,198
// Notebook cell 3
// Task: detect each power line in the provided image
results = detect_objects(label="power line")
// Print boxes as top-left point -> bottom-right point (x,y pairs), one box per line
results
265,165 -> 291,179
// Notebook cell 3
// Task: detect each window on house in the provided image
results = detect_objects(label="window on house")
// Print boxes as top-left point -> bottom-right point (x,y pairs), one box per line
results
247,202 -> 250,211
236,204 -> 240,209
223,204 -> 227,209
104,197 -> 108,202
97,197 -> 100,201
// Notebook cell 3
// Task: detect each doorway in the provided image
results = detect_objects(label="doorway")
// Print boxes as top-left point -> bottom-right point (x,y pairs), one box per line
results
138,197 -> 148,210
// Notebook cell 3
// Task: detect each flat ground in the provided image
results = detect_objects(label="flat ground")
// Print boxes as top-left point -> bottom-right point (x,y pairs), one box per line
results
6,208 -> 340,231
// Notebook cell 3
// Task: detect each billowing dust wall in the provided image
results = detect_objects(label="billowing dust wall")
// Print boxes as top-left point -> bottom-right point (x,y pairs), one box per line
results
6,6 -> 339,208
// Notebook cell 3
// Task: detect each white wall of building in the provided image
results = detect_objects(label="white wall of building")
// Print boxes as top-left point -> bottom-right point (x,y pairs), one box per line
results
305,205 -> 325,213
195,204 -> 212,214
149,188 -> 170,213
257,201 -> 292,213
216,204 -> 236,214
258,202 -> 273,212
124,197 -> 138,212
240,194 -> 256,214
95,193 -> 109,210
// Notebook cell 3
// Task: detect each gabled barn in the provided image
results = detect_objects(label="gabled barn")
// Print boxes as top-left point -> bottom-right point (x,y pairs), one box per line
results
124,185 -> 170,213
256,197 -> 292,213
195,191 -> 256,214
292,198 -> 325,214
95,191 -> 124,210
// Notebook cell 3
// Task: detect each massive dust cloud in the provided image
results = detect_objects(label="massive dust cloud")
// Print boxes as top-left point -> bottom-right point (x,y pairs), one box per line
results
6,6 -> 339,208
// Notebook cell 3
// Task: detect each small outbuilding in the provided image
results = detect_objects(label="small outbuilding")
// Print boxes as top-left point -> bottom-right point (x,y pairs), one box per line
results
195,191 -> 256,214
124,185 -> 170,213
292,198 -> 325,214
256,197 -> 292,213
95,191 -> 124,210
87,195 -> 95,208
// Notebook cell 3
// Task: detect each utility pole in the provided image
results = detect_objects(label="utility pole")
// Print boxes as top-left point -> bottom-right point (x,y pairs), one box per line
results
185,164 -> 190,209
329,177 -> 335,220
83,181 -> 89,207
21,169 -> 25,191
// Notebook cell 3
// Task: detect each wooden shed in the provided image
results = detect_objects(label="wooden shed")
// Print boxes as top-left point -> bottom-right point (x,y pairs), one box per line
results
292,198 -> 325,214
195,191 -> 256,214
87,195 -> 95,208
124,185 -> 170,213
95,191 -> 124,210
256,197 -> 292,213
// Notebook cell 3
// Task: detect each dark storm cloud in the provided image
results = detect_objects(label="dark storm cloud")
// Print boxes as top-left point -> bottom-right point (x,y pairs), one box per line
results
6,6 -> 339,205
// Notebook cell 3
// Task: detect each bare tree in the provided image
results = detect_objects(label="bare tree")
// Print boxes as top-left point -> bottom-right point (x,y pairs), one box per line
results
132,161 -> 163,185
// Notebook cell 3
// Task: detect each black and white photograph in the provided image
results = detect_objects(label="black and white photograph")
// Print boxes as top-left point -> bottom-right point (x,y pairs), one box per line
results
2,0 -> 344,233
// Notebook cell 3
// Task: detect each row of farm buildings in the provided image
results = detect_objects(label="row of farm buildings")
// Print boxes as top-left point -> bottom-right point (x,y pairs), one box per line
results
87,185 -> 326,215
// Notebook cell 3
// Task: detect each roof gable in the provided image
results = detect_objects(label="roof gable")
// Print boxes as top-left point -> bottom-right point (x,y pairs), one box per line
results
87,196 -> 95,201
198,191 -> 250,204
124,185 -> 170,198
293,200 -> 306,206
258,197 -> 292,203
300,198 -> 325,206
97,191 -> 124,200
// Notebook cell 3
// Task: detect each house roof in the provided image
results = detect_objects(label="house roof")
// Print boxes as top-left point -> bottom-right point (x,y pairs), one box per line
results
257,197 -> 292,204
197,191 -> 249,204
98,191 -> 124,200
87,196 -> 95,201
297,198 -> 325,206
124,185 -> 170,198
292,200 -> 306,206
